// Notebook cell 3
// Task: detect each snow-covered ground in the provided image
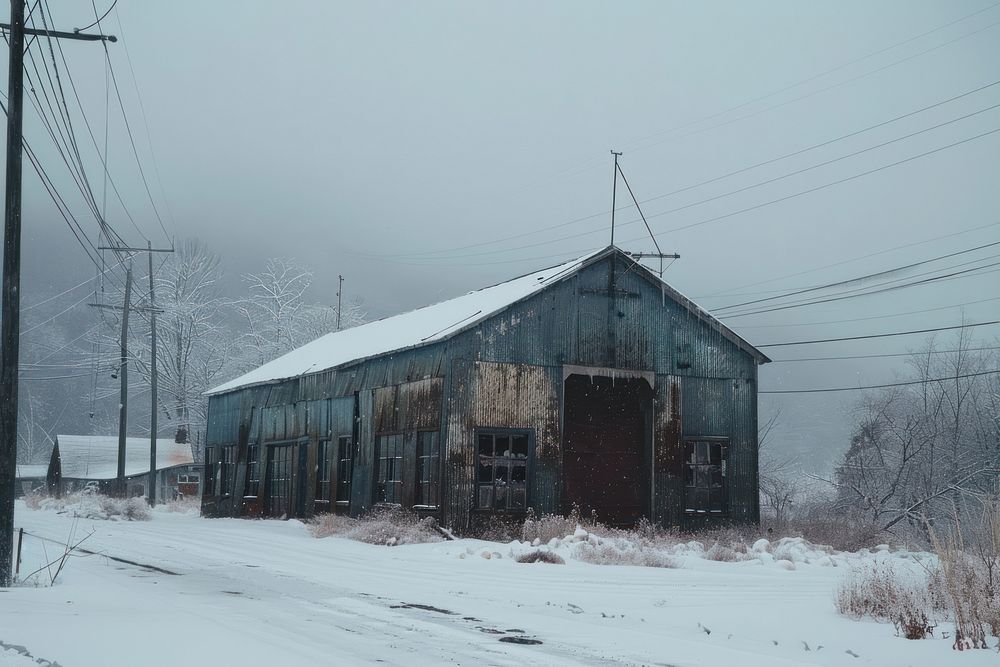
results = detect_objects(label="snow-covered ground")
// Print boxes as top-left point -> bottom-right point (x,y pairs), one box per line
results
2,501 -> 990,666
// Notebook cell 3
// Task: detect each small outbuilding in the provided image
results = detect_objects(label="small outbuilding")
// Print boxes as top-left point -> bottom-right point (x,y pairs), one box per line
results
15,464 -> 47,498
202,246 -> 769,530
47,435 -> 201,500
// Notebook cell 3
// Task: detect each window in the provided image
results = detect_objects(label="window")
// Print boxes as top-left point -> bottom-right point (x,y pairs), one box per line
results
684,440 -> 726,513
416,431 -> 440,508
477,431 -> 528,510
204,447 -> 217,496
316,440 -> 332,505
220,445 -> 237,497
335,436 -> 352,504
376,434 -> 403,504
177,473 -> 201,484
245,444 -> 260,497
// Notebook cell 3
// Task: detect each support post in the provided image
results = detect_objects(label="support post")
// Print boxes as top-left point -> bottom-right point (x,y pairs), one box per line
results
147,242 -> 158,506
0,0 -> 25,588
116,265 -> 132,497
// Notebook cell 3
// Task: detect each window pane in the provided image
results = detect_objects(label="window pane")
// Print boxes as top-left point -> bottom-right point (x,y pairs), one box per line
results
511,462 -> 526,482
478,485 -> 492,509
478,456 -> 493,483
697,441 -> 709,464
710,443 -> 722,466
478,433 -> 493,457
511,435 -> 528,458
685,443 -> 696,465
496,435 -> 510,458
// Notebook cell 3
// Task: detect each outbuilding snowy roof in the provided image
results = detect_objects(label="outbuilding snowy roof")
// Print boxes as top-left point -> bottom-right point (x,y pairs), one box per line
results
207,246 -> 767,396
15,464 -> 47,479
53,435 -> 194,480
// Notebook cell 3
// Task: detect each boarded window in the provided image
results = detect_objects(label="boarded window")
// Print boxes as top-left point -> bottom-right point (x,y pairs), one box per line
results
203,447 -> 217,496
376,434 -> 403,504
245,444 -> 260,497
477,431 -> 529,511
220,445 -> 237,497
684,440 -> 727,513
416,431 -> 440,508
335,436 -> 352,504
316,440 -> 332,505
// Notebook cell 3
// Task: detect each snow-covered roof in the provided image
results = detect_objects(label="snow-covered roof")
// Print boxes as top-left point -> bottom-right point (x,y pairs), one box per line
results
54,435 -> 195,480
207,246 -> 767,396
15,464 -> 47,479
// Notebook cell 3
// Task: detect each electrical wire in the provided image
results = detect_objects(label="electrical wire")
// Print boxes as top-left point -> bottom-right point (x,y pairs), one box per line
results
768,346 -> 1000,363
74,0 -> 116,34
760,369 -> 1000,394
757,320 -> 1000,348
382,81 -> 1000,261
736,295 -> 1000,329
714,240 -> 1000,312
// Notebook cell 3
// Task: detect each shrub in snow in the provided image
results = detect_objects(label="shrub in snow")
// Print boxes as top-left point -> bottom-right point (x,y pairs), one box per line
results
163,496 -> 201,515
704,543 -> 741,562
98,495 -> 151,521
308,506 -> 443,546
23,491 -> 43,510
516,550 -> 565,564
573,537 -> 679,569
835,561 -> 933,639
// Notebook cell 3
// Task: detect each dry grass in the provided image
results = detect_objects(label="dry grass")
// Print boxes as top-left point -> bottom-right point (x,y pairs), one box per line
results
835,561 -> 934,639
309,506 -> 444,547
573,537 -> 680,568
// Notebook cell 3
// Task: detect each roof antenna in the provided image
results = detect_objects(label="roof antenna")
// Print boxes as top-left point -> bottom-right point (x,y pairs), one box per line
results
610,150 -> 622,247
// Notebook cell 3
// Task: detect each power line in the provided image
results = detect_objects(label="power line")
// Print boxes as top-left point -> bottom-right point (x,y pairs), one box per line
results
364,77 -> 1000,262
699,220 -> 1000,299
757,320 -> 1000,348
715,239 -> 1000,312
75,0 -> 117,34
737,295 -> 1000,330
380,124 -> 1000,263
723,259 -> 1000,318
760,369 -> 1000,394
551,1 -> 1000,182
618,2 -> 1000,154
97,15 -> 171,244
769,346 -> 1000,363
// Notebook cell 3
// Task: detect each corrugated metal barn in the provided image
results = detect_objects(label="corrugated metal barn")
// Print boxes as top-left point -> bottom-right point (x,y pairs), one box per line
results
202,246 -> 770,531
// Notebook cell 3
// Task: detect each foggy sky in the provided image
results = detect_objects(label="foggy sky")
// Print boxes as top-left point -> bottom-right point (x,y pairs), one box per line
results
9,0 -> 1000,470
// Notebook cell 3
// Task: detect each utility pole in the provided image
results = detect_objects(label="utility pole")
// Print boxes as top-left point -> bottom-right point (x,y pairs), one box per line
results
0,0 -> 116,587
336,274 -> 344,330
147,242 -> 158,506
91,246 -> 168,503
116,264 -> 132,498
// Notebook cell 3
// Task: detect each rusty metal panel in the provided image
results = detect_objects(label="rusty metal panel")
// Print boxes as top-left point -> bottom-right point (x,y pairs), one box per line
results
397,378 -> 443,431
350,389 -> 375,516
652,375 -> 682,527
444,358 -> 475,530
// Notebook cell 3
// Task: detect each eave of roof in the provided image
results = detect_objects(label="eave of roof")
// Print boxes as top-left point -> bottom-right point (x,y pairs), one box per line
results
207,245 -> 768,396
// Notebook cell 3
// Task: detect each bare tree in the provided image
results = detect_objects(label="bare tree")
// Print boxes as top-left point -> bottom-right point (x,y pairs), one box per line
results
825,333 -> 999,537
233,258 -> 366,373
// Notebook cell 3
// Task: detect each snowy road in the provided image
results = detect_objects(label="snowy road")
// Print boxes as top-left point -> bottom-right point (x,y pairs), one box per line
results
2,503 -> 988,666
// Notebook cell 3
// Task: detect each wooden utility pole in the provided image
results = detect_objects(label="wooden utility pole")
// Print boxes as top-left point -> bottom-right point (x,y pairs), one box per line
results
0,0 -> 116,587
92,245 -> 169,503
0,0 -> 25,589
336,274 -> 344,330
147,242 -> 158,505
116,265 -> 132,497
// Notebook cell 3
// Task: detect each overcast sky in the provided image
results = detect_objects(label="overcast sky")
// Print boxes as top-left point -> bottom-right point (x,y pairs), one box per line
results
10,0 -> 1000,469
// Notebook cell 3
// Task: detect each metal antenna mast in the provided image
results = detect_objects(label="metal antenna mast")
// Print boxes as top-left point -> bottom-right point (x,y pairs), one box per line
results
610,150 -> 622,246
336,274 -> 344,330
